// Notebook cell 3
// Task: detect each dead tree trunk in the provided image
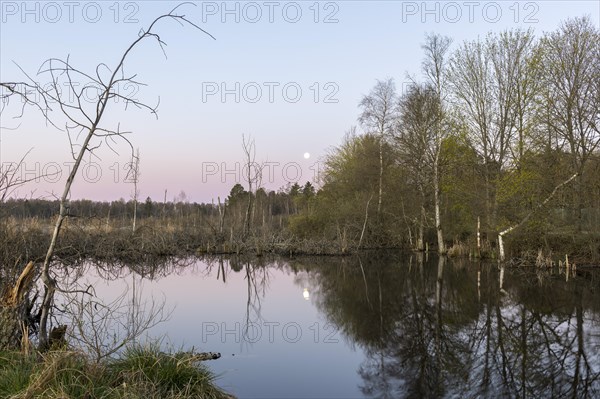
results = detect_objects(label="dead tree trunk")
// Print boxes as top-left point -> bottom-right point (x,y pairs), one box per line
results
0,261 -> 35,351
217,196 -> 225,235
131,149 -> 140,233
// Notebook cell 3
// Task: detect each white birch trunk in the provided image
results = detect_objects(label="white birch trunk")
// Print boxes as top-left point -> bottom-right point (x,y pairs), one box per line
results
377,137 -> 383,216
433,151 -> 445,254
477,216 -> 481,257
358,194 -> 373,249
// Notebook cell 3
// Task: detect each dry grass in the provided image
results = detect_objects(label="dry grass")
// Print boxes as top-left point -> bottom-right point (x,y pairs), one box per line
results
0,346 -> 233,399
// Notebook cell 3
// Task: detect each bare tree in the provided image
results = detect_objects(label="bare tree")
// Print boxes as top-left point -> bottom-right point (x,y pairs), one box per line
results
449,37 -> 495,232
217,196 -> 226,236
506,29 -> 541,164
26,4 -> 214,350
242,135 -> 263,238
127,148 -> 141,232
359,79 -> 398,217
448,29 -> 537,234
540,17 -> 600,231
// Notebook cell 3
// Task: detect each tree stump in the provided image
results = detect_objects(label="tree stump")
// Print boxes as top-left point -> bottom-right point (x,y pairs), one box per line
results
0,261 -> 35,351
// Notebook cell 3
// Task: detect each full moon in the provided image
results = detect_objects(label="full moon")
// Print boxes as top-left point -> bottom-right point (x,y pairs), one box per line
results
303,152 -> 311,159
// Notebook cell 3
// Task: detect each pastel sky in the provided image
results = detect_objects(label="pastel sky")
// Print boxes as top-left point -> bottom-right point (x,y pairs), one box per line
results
1,0 -> 599,203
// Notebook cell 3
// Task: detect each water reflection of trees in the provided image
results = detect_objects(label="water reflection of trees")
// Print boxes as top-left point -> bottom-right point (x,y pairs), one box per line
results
204,255 -> 275,342
465,268 -> 600,399
54,254 -> 600,397
288,254 -> 600,398
49,255 -> 279,359
61,255 -> 277,333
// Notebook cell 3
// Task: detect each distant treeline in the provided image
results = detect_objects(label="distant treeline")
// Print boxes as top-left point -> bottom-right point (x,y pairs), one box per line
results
0,181 -> 315,222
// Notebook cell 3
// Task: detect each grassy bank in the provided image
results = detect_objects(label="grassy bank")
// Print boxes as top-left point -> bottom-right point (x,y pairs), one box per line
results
0,346 -> 232,399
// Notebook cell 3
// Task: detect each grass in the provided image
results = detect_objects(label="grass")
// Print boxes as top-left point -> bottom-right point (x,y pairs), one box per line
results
0,345 -> 233,399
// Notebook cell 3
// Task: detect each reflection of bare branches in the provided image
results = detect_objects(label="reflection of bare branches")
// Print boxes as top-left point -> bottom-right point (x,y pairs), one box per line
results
58,277 -> 170,363
244,263 -> 264,323
463,270 -> 600,398
243,262 -> 271,344
51,257 -> 199,285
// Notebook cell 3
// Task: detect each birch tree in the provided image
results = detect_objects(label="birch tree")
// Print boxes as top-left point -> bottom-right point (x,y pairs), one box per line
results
358,79 -> 398,218
421,33 -> 452,254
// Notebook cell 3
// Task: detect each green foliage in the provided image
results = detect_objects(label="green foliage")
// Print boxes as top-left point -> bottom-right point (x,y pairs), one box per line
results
440,135 -> 482,237
288,182 -> 301,197
307,132 -> 406,246
288,214 -> 324,238
0,351 -> 34,395
497,168 -> 541,223
302,182 -> 315,197
143,197 -> 154,218
227,183 -> 247,204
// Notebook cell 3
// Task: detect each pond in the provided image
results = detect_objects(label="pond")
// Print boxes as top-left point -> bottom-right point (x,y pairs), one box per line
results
57,253 -> 600,398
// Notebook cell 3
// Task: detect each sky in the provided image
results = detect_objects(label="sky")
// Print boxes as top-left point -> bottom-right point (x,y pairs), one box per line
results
1,0 -> 599,203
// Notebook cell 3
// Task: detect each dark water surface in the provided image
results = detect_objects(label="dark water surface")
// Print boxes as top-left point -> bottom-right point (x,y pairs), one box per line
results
64,253 -> 600,398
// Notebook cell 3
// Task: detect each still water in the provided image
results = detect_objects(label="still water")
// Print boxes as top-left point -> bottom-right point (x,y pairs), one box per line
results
59,253 -> 600,398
